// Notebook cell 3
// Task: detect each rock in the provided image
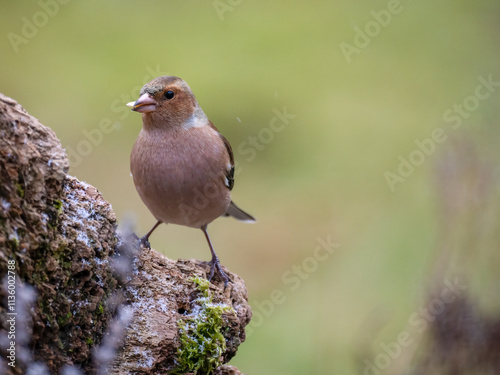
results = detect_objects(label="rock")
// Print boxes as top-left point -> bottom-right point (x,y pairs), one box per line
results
0,92 -> 118,373
214,365 -> 245,375
108,240 -> 251,374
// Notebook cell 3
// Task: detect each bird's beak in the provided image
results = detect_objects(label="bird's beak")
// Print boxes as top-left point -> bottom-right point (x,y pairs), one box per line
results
126,93 -> 157,113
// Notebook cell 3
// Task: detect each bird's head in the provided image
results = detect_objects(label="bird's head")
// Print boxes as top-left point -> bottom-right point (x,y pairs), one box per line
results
127,76 -> 206,129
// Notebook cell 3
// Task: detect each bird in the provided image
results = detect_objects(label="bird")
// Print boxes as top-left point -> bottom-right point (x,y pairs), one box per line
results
127,76 -> 255,286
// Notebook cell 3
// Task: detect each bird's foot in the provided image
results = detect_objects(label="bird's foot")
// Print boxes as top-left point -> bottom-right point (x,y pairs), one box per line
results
208,257 -> 230,288
138,235 -> 151,250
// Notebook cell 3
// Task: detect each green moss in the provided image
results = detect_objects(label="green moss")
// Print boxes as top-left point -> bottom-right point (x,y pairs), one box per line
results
174,276 -> 234,374
53,199 -> 63,214
9,236 -> 19,249
15,183 -> 24,198
97,303 -> 104,315
85,337 -> 94,345
40,301 -> 53,323
57,312 -> 72,327
190,275 -> 210,297
32,271 -> 48,284
54,244 -> 72,269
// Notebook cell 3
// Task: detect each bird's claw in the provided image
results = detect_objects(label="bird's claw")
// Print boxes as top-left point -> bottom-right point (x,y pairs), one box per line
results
139,236 -> 151,250
208,257 -> 230,289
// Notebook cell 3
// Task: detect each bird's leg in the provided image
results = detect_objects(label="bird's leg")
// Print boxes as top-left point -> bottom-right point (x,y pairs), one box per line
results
201,225 -> 230,288
139,220 -> 162,249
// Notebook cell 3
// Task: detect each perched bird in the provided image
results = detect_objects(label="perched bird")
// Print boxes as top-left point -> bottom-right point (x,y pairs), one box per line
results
127,76 -> 255,286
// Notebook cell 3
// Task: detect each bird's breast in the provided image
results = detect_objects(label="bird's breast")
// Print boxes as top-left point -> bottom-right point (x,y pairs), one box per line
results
130,126 -> 231,227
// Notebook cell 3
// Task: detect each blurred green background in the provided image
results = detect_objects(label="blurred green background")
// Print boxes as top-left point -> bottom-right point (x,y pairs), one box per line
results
1,1 -> 500,373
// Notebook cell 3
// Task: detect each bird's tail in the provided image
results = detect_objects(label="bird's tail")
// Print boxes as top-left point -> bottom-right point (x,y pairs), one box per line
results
224,201 -> 256,223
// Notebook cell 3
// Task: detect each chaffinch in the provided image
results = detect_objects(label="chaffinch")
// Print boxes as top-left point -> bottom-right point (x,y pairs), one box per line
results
127,76 -> 255,286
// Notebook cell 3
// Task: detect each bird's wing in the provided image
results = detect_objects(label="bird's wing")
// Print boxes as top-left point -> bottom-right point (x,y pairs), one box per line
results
209,121 -> 234,190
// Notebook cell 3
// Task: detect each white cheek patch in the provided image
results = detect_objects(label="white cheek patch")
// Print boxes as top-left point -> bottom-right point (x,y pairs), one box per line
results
182,105 -> 209,130
224,177 -> 230,188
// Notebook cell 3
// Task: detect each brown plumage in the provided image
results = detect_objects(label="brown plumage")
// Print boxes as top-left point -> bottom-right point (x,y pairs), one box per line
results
128,76 -> 254,285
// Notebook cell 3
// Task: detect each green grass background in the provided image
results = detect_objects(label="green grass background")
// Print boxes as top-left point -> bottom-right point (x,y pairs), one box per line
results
1,1 -> 499,373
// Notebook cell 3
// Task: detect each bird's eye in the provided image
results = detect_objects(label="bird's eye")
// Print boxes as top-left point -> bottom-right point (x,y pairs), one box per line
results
164,90 -> 175,100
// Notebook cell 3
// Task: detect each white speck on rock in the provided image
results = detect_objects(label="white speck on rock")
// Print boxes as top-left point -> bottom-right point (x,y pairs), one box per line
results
1,198 -> 11,211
